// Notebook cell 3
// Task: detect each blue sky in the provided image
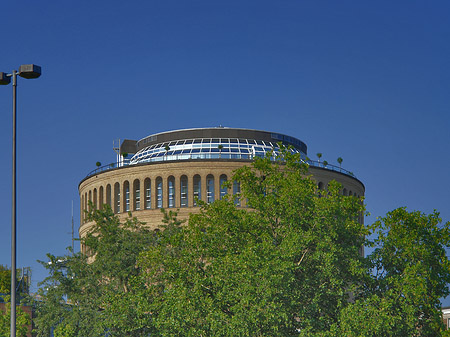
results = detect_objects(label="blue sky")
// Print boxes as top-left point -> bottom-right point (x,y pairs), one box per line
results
1,0 -> 450,302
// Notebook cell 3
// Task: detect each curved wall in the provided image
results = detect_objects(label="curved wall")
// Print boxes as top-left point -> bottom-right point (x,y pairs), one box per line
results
79,159 -> 365,242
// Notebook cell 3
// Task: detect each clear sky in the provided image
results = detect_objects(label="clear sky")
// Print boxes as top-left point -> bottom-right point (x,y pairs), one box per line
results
1,0 -> 450,302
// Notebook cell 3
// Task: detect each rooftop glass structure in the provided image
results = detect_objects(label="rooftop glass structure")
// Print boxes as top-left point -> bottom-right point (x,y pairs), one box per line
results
128,127 -> 307,164
130,137 -> 306,164
84,128 -> 357,178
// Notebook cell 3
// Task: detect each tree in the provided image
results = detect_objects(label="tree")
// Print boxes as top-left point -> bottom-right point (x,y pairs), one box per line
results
0,296 -> 31,337
316,152 -> 322,162
0,266 -> 10,295
138,147 -> 367,336
317,208 -> 450,337
34,206 -> 156,337
0,266 -> 31,337
36,146 -> 450,336
337,157 -> 343,169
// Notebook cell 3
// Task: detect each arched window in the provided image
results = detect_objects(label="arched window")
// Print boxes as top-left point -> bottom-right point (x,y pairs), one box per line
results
133,179 -> 140,211
99,186 -> 104,209
168,176 -> 175,208
193,174 -> 201,206
206,174 -> 215,204
180,175 -> 188,207
348,190 -> 352,196
93,188 -> 97,209
156,177 -> 163,208
233,181 -> 241,206
106,184 -> 111,208
88,190 -> 92,205
220,174 -> 227,200
144,178 -> 151,209
124,181 -> 130,212
81,195 -> 85,223
343,188 -> 347,196
318,182 -> 324,190
85,192 -> 88,221
114,182 -> 120,213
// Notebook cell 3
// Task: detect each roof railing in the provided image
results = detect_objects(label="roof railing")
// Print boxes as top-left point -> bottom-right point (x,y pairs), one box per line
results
85,157 -> 355,178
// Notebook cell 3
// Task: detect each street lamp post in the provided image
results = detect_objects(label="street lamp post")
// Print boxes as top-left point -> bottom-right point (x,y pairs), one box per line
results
1,64 -> 41,337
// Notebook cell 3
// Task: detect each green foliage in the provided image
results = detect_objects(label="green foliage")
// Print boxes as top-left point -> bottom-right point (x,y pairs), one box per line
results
35,146 -> 450,336
0,265 -> 29,297
34,205 -> 156,337
0,296 -> 31,337
53,323 -> 76,337
138,148 -> 367,336
0,266 -> 10,294
325,208 -> 450,337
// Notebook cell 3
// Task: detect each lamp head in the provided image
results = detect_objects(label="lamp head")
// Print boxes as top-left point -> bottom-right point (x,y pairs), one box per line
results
0,72 -> 11,85
18,64 -> 41,79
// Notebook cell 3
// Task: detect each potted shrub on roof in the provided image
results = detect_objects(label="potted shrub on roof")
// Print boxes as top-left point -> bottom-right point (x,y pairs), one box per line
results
337,157 -> 343,171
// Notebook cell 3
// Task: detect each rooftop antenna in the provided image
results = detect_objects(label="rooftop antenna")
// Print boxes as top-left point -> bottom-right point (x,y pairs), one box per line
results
113,139 -> 121,166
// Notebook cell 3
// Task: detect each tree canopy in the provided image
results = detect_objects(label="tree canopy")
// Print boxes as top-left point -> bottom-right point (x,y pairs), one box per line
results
34,209 -> 156,337
35,148 -> 450,336
0,266 -> 10,295
0,266 -> 32,337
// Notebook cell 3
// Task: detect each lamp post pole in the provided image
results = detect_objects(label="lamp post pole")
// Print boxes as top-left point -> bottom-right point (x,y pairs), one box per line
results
1,65 -> 41,337
11,70 -> 17,337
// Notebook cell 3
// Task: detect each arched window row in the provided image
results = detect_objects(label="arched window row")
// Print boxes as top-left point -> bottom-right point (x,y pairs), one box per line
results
318,182 -> 361,198
83,178 -> 362,223
81,174 -> 242,222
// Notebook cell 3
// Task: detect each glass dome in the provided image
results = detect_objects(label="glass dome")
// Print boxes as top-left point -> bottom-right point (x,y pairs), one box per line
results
129,137 -> 306,164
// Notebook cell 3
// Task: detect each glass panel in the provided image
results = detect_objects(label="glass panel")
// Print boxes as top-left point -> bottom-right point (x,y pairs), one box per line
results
168,177 -> 175,208
233,181 -> 241,206
180,176 -> 188,207
193,175 -> 201,206
135,189 -> 140,210
145,180 -> 151,209
220,175 -> 227,200
207,175 -> 215,203
125,184 -> 130,212
129,137 -> 306,165
114,183 -> 120,213
106,185 -> 111,207
157,179 -> 163,208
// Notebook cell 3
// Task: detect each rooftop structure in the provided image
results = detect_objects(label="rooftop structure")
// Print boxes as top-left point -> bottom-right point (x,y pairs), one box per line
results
79,127 -> 364,246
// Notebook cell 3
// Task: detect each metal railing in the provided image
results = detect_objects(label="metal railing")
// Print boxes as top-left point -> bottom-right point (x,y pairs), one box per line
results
85,157 -> 355,178
305,160 -> 355,177
86,159 -> 131,177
